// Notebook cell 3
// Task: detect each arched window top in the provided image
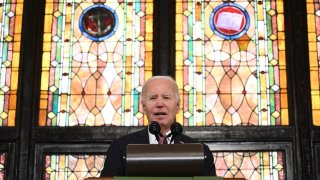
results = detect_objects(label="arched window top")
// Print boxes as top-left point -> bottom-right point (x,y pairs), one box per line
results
175,0 -> 288,126
39,1 -> 154,126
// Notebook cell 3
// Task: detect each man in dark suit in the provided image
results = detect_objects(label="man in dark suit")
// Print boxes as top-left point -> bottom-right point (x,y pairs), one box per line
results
100,76 -> 216,176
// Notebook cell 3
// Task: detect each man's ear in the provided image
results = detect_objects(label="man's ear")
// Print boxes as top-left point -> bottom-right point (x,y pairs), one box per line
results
176,100 -> 180,113
141,100 -> 146,110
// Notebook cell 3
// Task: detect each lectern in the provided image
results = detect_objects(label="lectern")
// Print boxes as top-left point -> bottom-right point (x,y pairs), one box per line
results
125,144 -> 205,176
85,144 -> 245,180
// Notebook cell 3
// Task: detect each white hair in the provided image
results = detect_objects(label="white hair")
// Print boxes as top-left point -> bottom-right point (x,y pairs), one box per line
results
141,76 -> 180,101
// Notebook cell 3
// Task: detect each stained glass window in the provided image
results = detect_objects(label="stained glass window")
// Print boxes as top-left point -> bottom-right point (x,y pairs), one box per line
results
307,0 -> 320,126
0,153 -> 6,179
44,151 -> 284,179
45,154 -> 105,179
214,151 -> 285,180
0,1 -> 24,127
40,1 -> 153,126
175,0 -> 288,126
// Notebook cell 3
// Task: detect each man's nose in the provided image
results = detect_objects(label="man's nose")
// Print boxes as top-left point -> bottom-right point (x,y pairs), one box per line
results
155,98 -> 164,106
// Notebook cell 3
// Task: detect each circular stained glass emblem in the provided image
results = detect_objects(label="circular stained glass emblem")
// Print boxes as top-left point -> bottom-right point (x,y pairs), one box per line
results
209,3 -> 250,40
79,4 -> 118,41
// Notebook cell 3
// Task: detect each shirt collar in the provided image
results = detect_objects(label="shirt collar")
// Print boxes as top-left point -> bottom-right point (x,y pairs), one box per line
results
148,126 -> 172,144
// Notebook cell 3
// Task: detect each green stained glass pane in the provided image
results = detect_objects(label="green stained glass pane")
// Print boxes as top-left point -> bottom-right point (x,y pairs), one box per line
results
175,0 -> 288,126
40,1 -> 153,126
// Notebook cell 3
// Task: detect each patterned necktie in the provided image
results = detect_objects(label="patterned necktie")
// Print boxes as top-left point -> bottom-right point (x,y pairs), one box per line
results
159,134 -> 167,144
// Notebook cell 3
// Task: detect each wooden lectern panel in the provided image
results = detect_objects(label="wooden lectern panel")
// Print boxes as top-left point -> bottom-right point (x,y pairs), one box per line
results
125,144 -> 204,176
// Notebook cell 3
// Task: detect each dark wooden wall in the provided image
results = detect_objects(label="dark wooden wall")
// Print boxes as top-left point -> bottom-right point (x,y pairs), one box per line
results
0,0 -> 318,179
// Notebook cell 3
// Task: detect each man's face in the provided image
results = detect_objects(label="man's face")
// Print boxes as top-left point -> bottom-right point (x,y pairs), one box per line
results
142,78 -> 180,133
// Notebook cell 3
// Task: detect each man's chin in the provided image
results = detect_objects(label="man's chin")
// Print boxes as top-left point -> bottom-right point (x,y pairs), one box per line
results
152,119 -> 168,125
153,116 -> 167,121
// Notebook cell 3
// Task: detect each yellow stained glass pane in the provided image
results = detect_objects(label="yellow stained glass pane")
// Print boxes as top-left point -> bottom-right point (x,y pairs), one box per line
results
307,0 -> 320,126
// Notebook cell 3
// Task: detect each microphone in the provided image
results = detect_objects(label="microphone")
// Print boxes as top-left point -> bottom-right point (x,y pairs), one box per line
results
148,121 -> 161,142
171,122 -> 183,136
168,122 -> 183,144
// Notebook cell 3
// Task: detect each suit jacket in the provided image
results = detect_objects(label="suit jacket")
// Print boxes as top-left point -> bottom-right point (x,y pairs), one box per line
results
100,127 -> 216,177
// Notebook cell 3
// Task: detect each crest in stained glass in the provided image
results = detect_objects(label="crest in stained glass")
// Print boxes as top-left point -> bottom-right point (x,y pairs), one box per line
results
210,3 -> 250,40
79,4 -> 118,41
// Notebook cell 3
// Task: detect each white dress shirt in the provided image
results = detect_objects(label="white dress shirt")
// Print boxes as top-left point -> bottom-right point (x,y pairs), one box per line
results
148,128 -> 172,144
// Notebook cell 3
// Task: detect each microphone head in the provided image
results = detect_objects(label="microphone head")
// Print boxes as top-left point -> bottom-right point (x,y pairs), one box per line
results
170,122 -> 183,136
148,121 -> 161,135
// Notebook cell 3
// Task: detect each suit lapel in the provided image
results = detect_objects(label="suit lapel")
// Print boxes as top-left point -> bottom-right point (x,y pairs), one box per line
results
135,127 -> 150,144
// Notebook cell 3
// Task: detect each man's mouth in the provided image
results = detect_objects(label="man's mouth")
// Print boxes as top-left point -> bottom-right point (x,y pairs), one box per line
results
154,112 -> 167,116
